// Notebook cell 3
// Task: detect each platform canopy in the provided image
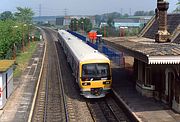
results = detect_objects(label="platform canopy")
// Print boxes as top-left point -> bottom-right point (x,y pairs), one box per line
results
148,56 -> 180,64
103,37 -> 180,65
0,60 -> 14,72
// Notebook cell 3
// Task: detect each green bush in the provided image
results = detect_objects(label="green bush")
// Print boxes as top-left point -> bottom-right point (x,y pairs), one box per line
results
0,20 -> 36,59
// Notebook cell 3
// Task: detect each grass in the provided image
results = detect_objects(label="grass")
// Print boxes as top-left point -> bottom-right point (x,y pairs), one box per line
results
14,41 -> 38,77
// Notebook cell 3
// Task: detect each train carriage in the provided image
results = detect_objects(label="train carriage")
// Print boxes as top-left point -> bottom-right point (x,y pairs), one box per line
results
58,30 -> 112,98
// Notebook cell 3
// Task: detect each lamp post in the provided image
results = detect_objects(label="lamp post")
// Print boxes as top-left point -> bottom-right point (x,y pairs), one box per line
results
12,26 -> 18,60
72,20 -> 74,31
76,21 -> 78,31
22,24 -> 27,52
81,21 -> 84,35
28,24 -> 32,48
104,26 -> 106,37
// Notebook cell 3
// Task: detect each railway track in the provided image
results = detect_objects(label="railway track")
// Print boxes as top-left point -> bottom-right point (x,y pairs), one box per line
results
86,95 -> 131,122
29,28 -> 138,122
55,34 -> 93,122
31,28 -> 68,122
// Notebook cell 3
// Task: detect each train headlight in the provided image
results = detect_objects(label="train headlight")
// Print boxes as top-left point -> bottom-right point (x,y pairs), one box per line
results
103,81 -> 110,85
82,82 -> 91,86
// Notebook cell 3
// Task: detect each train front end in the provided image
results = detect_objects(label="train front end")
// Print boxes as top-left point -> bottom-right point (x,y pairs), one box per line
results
79,62 -> 112,98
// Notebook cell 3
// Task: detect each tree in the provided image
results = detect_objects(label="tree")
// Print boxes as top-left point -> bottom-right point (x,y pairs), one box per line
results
83,18 -> 92,32
123,13 -> 129,18
14,7 -> 34,24
0,7 -> 35,59
95,15 -> 102,26
134,11 -> 145,16
134,10 -> 154,16
0,11 -> 14,21
107,16 -> 114,27
0,20 -> 23,58
177,0 -> 180,5
148,10 -> 155,16
69,18 -> 78,31
79,18 -> 84,31
69,18 -> 92,33
174,0 -> 180,13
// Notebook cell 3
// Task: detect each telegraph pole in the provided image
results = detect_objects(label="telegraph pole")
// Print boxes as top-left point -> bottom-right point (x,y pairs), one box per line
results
129,8 -> 132,16
64,8 -> 68,16
121,8 -> 123,15
39,4 -> 42,17
104,26 -> 106,37
64,8 -> 68,29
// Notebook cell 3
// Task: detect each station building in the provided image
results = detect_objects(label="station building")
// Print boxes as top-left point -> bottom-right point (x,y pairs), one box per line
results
104,0 -> 180,112
0,60 -> 14,109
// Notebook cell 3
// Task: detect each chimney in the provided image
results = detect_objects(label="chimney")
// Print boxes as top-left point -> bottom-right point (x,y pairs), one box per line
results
155,0 -> 170,43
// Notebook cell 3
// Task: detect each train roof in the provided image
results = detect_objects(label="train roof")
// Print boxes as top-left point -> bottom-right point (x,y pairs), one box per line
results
58,30 -> 109,62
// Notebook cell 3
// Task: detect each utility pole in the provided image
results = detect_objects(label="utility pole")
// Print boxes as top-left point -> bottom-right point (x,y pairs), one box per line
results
76,21 -> 78,31
22,24 -> 27,52
129,8 -> 132,16
64,8 -> 68,16
104,26 -> 106,37
64,8 -> 68,29
81,21 -> 84,34
22,30 -> 25,52
39,4 -> 42,17
121,8 -> 123,15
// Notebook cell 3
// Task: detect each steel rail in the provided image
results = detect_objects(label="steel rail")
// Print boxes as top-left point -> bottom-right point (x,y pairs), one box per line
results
43,63 -> 49,122
54,34 -> 69,122
28,28 -> 47,122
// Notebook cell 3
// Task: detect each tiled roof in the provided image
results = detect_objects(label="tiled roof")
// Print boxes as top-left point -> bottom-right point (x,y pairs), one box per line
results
0,60 -> 14,72
104,37 -> 180,56
173,33 -> 180,43
143,14 -> 180,40
103,37 -> 180,64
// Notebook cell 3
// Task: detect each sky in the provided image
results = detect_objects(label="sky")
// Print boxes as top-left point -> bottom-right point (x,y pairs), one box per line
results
0,0 -> 178,16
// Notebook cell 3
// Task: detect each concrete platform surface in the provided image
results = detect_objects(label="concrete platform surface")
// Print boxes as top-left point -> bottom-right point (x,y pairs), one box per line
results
0,41 -> 44,122
112,65 -> 180,122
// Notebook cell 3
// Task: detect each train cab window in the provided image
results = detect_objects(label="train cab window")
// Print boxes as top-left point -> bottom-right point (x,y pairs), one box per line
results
97,64 -> 109,77
82,63 -> 110,81
82,64 -> 96,76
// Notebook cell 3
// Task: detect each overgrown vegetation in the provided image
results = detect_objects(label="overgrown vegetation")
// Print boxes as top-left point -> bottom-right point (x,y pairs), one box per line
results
0,7 -> 35,59
0,7 -> 42,78
134,11 -> 154,16
69,18 -> 92,33
174,0 -> 180,13
14,41 -> 38,77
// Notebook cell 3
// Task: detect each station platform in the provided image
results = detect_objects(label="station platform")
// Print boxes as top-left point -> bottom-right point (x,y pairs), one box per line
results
1,41 -> 180,122
0,41 -> 44,121
112,64 -> 180,122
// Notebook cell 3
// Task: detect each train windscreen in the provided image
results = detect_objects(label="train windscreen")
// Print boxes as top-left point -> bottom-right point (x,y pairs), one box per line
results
82,63 -> 110,81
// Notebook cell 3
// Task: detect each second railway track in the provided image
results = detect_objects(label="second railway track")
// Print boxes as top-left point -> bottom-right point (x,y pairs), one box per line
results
31,28 -> 68,122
